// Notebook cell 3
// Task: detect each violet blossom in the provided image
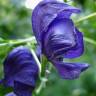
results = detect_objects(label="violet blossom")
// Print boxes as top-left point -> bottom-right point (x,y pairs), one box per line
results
0,46 -> 39,96
32,0 -> 90,79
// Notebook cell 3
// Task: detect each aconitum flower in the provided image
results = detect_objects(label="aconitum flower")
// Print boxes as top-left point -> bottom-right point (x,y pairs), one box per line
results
1,46 -> 39,96
32,0 -> 89,79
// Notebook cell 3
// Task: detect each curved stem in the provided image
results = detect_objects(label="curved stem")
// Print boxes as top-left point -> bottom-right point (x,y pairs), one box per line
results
76,12 -> 96,23
0,37 -> 36,47
31,49 -> 41,73
35,62 -> 52,94
35,77 -> 48,94
84,37 -> 96,46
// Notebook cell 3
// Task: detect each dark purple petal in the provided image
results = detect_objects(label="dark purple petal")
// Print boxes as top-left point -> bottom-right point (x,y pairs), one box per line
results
1,46 -> 39,95
53,60 -> 89,79
64,28 -> 84,58
43,18 -> 76,59
32,0 -> 80,45
14,81 -> 33,96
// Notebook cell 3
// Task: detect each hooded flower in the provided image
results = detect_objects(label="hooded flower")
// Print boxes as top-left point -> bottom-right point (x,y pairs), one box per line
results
32,0 -> 89,79
1,46 -> 39,96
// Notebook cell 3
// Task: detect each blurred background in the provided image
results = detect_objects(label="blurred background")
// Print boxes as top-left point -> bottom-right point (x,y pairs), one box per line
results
0,0 -> 96,96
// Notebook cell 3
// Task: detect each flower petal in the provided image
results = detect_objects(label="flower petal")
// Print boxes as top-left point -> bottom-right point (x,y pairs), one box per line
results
53,60 -> 89,79
14,81 -> 33,96
43,18 -> 76,59
64,28 -> 84,58
32,0 -> 80,45
1,46 -> 39,95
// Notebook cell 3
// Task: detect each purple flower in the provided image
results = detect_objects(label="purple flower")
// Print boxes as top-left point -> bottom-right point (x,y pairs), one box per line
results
1,46 -> 39,96
32,0 -> 89,79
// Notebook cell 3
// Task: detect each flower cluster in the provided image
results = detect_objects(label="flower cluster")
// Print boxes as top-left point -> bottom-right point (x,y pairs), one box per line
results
0,0 -> 90,96
32,0 -> 89,79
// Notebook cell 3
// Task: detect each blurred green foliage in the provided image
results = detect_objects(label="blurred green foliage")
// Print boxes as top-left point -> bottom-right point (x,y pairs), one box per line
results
0,0 -> 32,39
0,0 -> 96,96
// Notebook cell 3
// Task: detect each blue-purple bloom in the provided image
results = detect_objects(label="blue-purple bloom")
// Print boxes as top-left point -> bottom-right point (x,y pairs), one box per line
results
1,46 -> 39,96
32,0 -> 89,79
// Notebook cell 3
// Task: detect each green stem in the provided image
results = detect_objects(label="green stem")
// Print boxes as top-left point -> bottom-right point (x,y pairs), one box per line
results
76,12 -> 96,23
0,37 -> 36,47
36,63 -> 52,94
36,77 -> 48,94
31,49 -> 41,73
84,37 -> 96,46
